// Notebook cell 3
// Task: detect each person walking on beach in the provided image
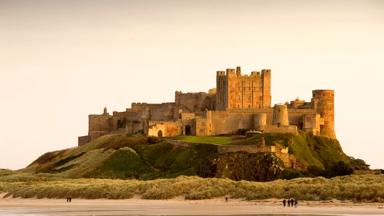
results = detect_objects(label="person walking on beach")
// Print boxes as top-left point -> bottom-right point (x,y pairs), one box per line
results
287,199 -> 291,207
225,196 -> 229,202
283,199 -> 286,207
294,199 -> 298,208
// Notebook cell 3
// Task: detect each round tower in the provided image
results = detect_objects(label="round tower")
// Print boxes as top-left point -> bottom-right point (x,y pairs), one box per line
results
272,104 -> 289,127
254,113 -> 267,131
312,90 -> 336,139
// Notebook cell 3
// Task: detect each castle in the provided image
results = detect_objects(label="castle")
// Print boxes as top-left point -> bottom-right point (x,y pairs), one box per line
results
78,67 -> 336,145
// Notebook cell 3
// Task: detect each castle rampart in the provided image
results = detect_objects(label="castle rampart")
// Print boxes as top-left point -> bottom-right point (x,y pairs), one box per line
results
79,66 -> 336,145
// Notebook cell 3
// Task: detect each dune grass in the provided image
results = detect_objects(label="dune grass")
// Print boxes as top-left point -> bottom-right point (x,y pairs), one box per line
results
0,174 -> 383,202
175,136 -> 232,145
0,169 -> 14,176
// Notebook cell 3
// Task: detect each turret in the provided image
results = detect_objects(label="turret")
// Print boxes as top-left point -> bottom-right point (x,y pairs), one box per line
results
261,69 -> 271,108
312,90 -> 336,139
254,113 -> 267,131
272,104 -> 289,127
236,66 -> 241,76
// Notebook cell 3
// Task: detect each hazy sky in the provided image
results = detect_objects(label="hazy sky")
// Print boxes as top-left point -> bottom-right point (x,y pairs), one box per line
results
1,0 -> 384,170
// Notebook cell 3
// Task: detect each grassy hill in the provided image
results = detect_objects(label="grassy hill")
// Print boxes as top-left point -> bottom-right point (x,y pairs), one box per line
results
19,132 -> 357,181
0,133 -> 379,201
24,135 -> 218,180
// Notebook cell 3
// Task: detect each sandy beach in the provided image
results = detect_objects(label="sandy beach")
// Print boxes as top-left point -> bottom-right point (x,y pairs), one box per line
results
0,194 -> 383,216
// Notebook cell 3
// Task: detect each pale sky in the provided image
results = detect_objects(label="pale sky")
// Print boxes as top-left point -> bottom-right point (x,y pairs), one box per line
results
1,0 -> 383,170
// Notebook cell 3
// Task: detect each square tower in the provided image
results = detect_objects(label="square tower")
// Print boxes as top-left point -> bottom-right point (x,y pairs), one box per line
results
215,66 -> 272,110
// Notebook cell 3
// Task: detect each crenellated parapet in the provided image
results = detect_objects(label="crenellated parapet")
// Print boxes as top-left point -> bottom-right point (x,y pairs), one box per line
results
78,66 -> 338,145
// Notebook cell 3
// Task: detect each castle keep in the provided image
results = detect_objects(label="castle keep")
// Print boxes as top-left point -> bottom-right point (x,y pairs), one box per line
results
78,67 -> 336,145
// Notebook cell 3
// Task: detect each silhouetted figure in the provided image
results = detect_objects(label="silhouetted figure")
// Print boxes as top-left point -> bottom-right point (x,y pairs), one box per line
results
283,199 -> 286,207
287,199 -> 291,207
294,199 -> 298,208
66,197 -> 72,203
290,199 -> 294,207
225,196 -> 229,202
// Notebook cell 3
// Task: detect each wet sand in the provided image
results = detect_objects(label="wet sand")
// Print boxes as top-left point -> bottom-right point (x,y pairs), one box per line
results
0,194 -> 383,215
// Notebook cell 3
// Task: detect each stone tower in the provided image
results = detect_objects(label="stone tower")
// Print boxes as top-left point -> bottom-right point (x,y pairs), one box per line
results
312,90 -> 336,139
272,104 -> 289,126
215,67 -> 272,110
254,113 -> 267,131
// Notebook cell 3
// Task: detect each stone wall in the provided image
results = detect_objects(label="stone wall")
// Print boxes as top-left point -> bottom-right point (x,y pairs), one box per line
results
263,125 -> 298,135
148,121 -> 181,137
78,135 -> 89,146
207,109 -> 273,135
111,110 -> 145,134
287,108 -> 318,132
131,102 -> 176,121
302,113 -> 323,136
175,91 -> 215,114
194,118 -> 205,136
88,114 -> 113,140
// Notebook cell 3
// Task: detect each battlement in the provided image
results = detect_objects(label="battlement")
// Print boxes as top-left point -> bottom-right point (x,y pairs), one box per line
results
261,69 -> 271,74
312,89 -> 334,96
250,71 -> 261,77
79,66 -> 337,146
226,68 -> 236,76
216,71 -> 226,76
217,67 -> 271,79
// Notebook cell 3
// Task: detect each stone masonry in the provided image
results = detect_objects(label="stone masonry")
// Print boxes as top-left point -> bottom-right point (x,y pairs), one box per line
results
78,67 -> 336,145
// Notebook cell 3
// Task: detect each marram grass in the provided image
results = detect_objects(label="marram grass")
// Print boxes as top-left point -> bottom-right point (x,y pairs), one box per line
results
0,174 -> 383,202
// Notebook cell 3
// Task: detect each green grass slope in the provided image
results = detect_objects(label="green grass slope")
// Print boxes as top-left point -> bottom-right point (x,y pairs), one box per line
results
23,132 -> 354,181
25,134 -> 218,180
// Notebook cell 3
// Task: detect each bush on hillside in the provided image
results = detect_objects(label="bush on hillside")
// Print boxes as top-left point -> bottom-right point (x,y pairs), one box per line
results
349,157 -> 370,171
324,161 -> 353,177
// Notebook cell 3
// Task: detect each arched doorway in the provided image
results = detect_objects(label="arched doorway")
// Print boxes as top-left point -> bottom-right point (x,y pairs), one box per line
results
157,130 -> 163,137
185,125 -> 191,135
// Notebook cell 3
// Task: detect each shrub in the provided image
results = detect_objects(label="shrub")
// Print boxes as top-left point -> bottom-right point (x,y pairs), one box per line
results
281,169 -> 304,180
349,157 -> 370,171
325,161 -> 353,178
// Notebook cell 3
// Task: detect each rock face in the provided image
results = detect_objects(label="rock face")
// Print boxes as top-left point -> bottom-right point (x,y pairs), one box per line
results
216,152 -> 284,181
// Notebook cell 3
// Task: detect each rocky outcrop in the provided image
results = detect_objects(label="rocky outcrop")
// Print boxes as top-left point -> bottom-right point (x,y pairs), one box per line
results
216,152 -> 284,181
